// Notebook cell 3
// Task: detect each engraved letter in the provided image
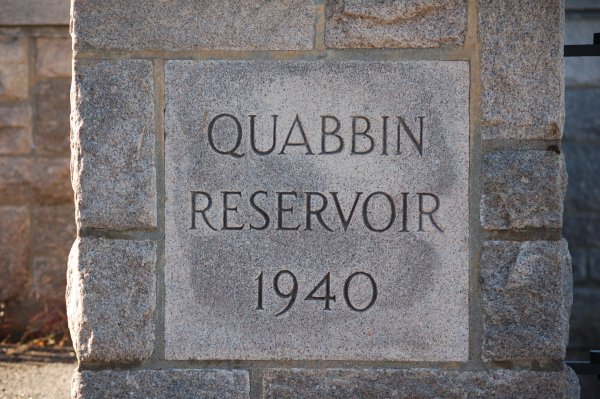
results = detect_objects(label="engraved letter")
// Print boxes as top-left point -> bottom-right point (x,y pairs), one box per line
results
397,116 -> 425,156
190,191 -> 217,231
222,191 -> 244,230
418,193 -> 443,232
320,115 -> 343,154
249,114 -> 277,155
277,191 -> 301,230
305,192 -> 333,231
330,192 -> 362,232
250,190 -> 270,230
351,116 -> 374,155
362,191 -> 396,232
279,115 -> 314,155
207,113 -> 245,158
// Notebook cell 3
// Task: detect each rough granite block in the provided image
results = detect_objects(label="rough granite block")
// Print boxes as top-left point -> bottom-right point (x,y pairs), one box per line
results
0,0 -> 70,25
72,0 -> 315,52
0,207 -> 30,302
35,79 -> 71,154
35,37 -> 72,79
71,60 -> 157,230
481,240 -> 572,361
481,151 -> 567,230
263,367 -> 579,399
0,36 -> 28,101
0,104 -> 31,155
72,369 -> 249,399
326,0 -> 467,48
478,0 -> 564,139
66,238 -> 156,363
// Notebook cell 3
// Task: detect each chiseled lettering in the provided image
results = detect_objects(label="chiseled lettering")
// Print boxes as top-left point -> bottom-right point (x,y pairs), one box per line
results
249,191 -> 270,230
320,115 -> 343,155
277,191 -> 301,230
222,191 -> 244,230
249,114 -> 277,155
362,192 -> 396,232
305,192 -> 333,231
279,115 -> 314,155
190,191 -> 217,231
351,116 -> 374,155
418,192 -> 443,232
207,113 -> 245,158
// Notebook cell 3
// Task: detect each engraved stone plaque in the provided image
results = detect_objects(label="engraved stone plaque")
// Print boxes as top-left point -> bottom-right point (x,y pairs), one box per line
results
164,60 -> 470,361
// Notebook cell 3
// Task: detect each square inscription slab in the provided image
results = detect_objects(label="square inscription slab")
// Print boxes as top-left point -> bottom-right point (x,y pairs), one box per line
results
165,60 -> 470,361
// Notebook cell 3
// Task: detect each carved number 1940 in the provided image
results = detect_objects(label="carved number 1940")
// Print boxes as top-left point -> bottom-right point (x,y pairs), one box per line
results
255,271 -> 377,316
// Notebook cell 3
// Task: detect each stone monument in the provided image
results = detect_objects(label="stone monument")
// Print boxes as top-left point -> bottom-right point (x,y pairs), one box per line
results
67,0 -> 579,397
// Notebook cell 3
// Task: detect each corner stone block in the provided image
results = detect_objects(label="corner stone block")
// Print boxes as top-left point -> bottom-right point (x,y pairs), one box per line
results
72,0 -> 315,52
66,237 -> 156,363
71,59 -> 157,230
481,150 -> 566,230
72,369 -> 250,399
481,240 -> 572,361
262,367 -> 579,399
478,0 -> 564,139
326,0 -> 467,49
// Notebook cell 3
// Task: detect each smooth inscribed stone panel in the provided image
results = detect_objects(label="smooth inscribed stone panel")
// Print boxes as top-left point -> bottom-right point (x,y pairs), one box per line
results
165,61 -> 470,361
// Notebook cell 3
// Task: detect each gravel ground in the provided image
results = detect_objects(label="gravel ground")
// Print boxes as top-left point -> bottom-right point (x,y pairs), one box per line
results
0,362 -> 74,399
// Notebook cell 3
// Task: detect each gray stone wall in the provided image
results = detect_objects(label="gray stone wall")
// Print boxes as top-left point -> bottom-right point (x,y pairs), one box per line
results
0,1 -> 73,338
66,0 -> 579,397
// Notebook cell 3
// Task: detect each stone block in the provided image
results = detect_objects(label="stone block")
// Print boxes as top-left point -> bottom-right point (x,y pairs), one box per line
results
568,288 -> 600,350
35,37 -> 72,79
71,60 -> 157,230
481,240 -> 572,361
263,367 -> 579,399
32,205 -> 75,259
72,369 -> 249,399
66,238 -> 156,363
32,256 -> 67,303
34,79 -> 71,154
0,207 -> 30,302
478,0 -> 564,140
564,143 -> 600,213
565,14 -> 600,87
564,215 -> 600,248
0,158 -> 31,205
325,0 -> 467,49
481,151 -> 566,230
565,89 -> 600,141
0,0 -> 70,25
0,104 -> 31,155
31,158 -> 73,205
72,0 -> 315,52
164,60 -> 470,361
0,36 -> 28,101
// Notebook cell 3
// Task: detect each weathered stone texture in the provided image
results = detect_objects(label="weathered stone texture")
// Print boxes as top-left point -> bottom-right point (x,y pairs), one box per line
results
34,79 -> 71,154
72,369 -> 250,399
67,238 -> 156,363
481,240 -> 572,361
0,36 -> 28,101
0,104 -> 31,155
72,0 -> 315,52
71,60 -> 157,230
0,207 -> 30,302
326,0 -> 467,48
0,0 -> 70,25
481,151 -> 567,230
31,158 -> 72,205
478,0 -> 564,139
263,367 -> 579,399
35,38 -> 72,79
0,158 -> 31,205
165,60 -> 470,361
